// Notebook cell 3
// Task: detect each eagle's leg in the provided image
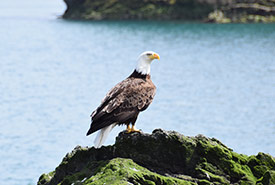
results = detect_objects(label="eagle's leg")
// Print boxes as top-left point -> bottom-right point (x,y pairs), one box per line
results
126,124 -> 132,133
126,116 -> 140,133
130,125 -> 141,133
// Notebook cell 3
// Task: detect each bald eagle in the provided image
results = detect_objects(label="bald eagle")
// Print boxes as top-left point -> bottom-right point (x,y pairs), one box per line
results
87,51 -> 160,148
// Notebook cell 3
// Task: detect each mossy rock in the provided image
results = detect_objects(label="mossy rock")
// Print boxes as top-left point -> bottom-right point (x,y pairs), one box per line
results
83,158 -> 193,185
62,0 -> 275,22
257,170 -> 275,185
37,129 -> 275,185
62,0 -> 214,20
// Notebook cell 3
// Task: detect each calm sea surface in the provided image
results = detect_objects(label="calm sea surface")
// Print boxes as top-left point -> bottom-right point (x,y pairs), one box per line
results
1,0 -> 275,184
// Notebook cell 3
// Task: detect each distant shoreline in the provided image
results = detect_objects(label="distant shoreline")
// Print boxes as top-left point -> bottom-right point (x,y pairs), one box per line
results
62,0 -> 275,23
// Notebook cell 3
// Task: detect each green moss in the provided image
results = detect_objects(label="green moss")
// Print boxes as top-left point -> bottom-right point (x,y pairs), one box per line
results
258,170 -> 275,185
52,157 -> 195,185
196,136 -> 258,184
232,152 -> 248,165
238,180 -> 255,185
37,171 -> 55,185
198,179 -> 212,185
199,168 -> 229,184
83,158 -> 194,185
59,168 -> 93,185
248,153 -> 275,179
200,162 -> 224,177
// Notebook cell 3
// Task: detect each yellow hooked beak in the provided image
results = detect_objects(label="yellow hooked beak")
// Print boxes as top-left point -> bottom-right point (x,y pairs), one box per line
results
150,53 -> 160,60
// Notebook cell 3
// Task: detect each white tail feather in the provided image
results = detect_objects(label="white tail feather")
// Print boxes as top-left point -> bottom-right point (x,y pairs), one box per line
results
94,123 -> 116,148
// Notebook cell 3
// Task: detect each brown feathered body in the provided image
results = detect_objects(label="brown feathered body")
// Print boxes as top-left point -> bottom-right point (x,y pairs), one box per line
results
86,70 -> 156,135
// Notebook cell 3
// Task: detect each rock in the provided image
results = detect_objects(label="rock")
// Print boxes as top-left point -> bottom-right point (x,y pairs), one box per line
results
62,0 -> 215,21
62,0 -> 275,23
38,129 -> 275,185
207,0 -> 275,23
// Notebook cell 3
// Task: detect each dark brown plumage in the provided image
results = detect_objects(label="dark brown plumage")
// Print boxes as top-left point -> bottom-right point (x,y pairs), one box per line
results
86,70 -> 156,135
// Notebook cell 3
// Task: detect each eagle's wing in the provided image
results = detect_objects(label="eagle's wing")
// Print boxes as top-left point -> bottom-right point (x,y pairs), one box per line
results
87,77 -> 156,135
137,85 -> 156,111
90,79 -> 126,118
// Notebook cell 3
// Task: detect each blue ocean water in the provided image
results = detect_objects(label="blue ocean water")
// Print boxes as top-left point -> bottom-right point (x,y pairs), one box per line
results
0,0 -> 275,184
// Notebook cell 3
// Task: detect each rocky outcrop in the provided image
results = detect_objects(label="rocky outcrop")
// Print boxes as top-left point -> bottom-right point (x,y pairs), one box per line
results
62,0 -> 275,23
38,129 -> 275,185
62,0 -> 214,21
207,0 -> 275,23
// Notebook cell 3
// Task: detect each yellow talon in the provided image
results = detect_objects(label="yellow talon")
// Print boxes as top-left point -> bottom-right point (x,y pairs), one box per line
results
131,125 -> 140,133
126,125 -> 140,133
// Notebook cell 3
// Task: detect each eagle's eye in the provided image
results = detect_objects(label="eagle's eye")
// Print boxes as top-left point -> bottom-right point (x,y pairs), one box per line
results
146,53 -> 152,56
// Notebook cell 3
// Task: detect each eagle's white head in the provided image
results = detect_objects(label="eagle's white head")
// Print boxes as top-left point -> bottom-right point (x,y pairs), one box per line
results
136,51 -> 160,75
